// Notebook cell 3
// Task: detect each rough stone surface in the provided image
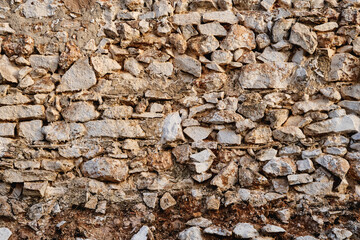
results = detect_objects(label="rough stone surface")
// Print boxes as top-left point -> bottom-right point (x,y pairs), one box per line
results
81,157 -> 128,182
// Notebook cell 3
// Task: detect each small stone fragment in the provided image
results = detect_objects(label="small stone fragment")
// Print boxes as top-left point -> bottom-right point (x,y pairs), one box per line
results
174,55 -> 202,77
289,23 -> 318,54
233,223 -> 259,239
160,192 -> 176,210
81,157 -> 128,182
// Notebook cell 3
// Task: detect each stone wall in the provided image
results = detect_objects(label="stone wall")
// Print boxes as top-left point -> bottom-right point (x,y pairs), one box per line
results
0,0 -> 360,239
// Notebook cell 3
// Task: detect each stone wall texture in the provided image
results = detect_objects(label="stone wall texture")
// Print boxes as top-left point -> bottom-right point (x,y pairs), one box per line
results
0,0 -> 360,239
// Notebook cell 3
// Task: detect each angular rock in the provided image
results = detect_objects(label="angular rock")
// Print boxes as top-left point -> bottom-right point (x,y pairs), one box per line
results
338,101 -> 360,114
233,223 -> 259,239
81,157 -> 128,182
189,35 -> 219,55
184,126 -> 212,142
186,217 -> 212,228
341,84 -> 360,100
190,149 -> 215,173
204,226 -> 232,236
42,159 -> 75,172
124,58 -> 143,77
143,192 -> 158,208
179,227 -> 203,240
198,22 -> 227,36
315,155 -> 350,178
211,161 -> 238,191
103,105 -> 133,119
62,102 -> 100,122
0,55 -> 19,83
21,0 -> 57,18
305,115 -> 360,135
57,58 -> 97,92
0,105 -> 44,120
217,129 -> 241,145
160,192 -> 176,210
86,120 -> 145,138
203,11 -> 238,24
0,23 -> 15,34
272,18 -> 295,43
0,228 -> 12,240
29,55 -> 59,72
239,62 -> 297,89
273,126 -> 305,142
261,224 -> 286,234
314,22 -> 338,32
328,53 -> 360,82
91,55 -> 122,77
263,157 -> 296,176
245,126 -> 272,144
173,13 -> 201,25
328,227 -> 352,240
131,226 -> 153,240
23,181 -> 48,197
3,169 -> 57,183
221,25 -> 256,51
0,123 -> 16,137
160,112 -> 184,143
287,174 -> 313,185
19,120 -> 43,142
174,55 -> 202,77
289,23 -> 318,54
147,61 -> 173,77
43,121 -> 86,142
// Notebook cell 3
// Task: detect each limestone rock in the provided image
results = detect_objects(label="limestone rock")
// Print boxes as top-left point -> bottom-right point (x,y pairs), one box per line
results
147,61 -> 173,77
314,22 -> 338,32
91,55 -> 121,77
204,226 -> 232,236
174,55 -> 202,77
184,126 -> 212,142
287,174 -> 313,185
272,18 -> 295,43
103,105 -> 133,119
261,224 -> 286,234
3,169 -> 57,183
329,53 -> 360,82
211,161 -> 238,191
221,25 -> 256,51
160,192 -> 176,210
85,120 -> 145,138
295,236 -> 318,240
341,84 -> 360,100
29,55 -> 59,72
0,23 -> 15,34
297,159 -> 315,173
124,58 -> 143,77
23,181 -> 48,197
198,22 -> 227,36
338,101 -> 360,114
245,126 -> 272,144
203,11 -> 238,24
190,149 -> 215,173
179,227 -> 203,240
263,157 -> 296,176
305,115 -> 360,135
0,228 -> 12,240
239,62 -> 297,89
0,123 -> 16,137
233,223 -> 259,238
328,227 -> 352,240
173,13 -> 201,25
21,0 -> 57,18
131,226 -> 154,240
143,192 -> 158,208
43,121 -> 86,142
217,129 -> 241,145
0,105 -> 44,120
0,55 -> 19,83
189,35 -> 219,55
19,120 -> 43,142
81,157 -> 128,182
57,58 -> 97,92
62,102 -> 100,122
289,23 -> 318,54
186,217 -> 212,228
315,155 -> 350,178
273,126 -> 305,142
160,112 -> 184,143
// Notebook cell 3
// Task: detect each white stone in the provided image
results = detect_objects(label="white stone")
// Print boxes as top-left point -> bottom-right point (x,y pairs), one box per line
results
190,149 -> 215,173
85,120 -> 145,138
314,22 -> 338,32
0,23 -> 15,34
217,129 -> 241,145
261,224 -> 286,233
203,226 -> 232,236
174,55 -> 201,77
160,192 -> 176,210
0,105 -> 44,120
43,122 -> 86,142
273,126 -> 305,142
147,61 -> 173,77
62,102 -> 100,122
29,55 -> 59,72
289,23 -> 318,54
263,157 -> 296,176
173,13 -> 201,25
292,98 -> 334,114
257,47 -> 290,63
57,58 -> 97,92
0,123 -> 16,137
341,84 -> 360,100
294,182 -> 333,195
287,174 -> 313,185
305,115 -> 360,135
315,155 -> 350,178
198,22 -> 227,36
21,0 -> 57,18
233,223 -> 259,238
143,192 -> 157,208
186,217 -> 212,228
0,227 -> 12,240
203,11 -> 238,24
91,55 -> 121,77
161,112 -> 184,143
211,161 -> 238,191
124,58 -> 143,77
81,157 -> 128,182
338,101 -> 360,114
102,105 -> 133,119
131,226 -> 152,240
179,227 -> 203,240
0,55 -> 19,83
221,25 -> 256,51
19,120 -> 43,142
239,62 -> 297,89
184,126 -> 212,142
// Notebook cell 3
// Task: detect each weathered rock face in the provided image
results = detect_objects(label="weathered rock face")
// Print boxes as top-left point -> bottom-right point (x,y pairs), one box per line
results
81,157 -> 129,182
0,0 -> 359,239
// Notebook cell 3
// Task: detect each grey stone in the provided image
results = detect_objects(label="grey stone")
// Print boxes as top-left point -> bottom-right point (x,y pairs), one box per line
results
217,129 -> 241,145
341,84 -> 360,100
305,115 -> 360,135
289,23 -> 318,54
86,120 -> 145,138
0,105 -> 44,120
204,226 -> 232,236
3,169 -> 57,183
287,174 -> 313,185
315,155 -> 350,178
221,25 -> 256,51
19,120 -> 43,142
131,226 -> 153,240
62,102 -> 100,122
198,22 -> 227,36
184,126 -> 212,142
173,13 -> 201,25
328,53 -> 360,82
179,227 -> 203,240
81,157 -> 128,182
263,157 -> 296,176
161,112 -> 185,143
233,223 -> 259,238
29,55 -> 59,72
91,55 -> 121,77
314,22 -> 338,32
57,58 -> 97,92
261,224 -> 286,233
211,161 -> 238,191
43,121 -> 86,142
0,227 -> 12,240
186,217 -> 212,228
203,11 -> 238,24
174,55 -> 202,77
160,192 -> 176,210
0,123 -> 16,137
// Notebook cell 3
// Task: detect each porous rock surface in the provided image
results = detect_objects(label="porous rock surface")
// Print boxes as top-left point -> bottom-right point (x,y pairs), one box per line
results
0,0 -> 360,239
